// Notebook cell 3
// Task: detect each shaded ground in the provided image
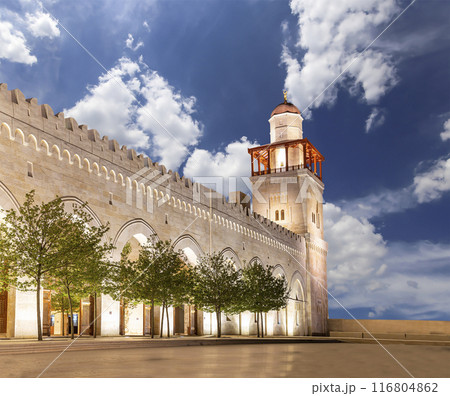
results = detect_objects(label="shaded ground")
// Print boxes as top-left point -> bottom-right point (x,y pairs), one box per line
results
0,338 -> 449,378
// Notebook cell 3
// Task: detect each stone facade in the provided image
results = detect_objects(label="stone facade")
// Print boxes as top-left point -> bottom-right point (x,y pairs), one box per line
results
0,83 -> 328,338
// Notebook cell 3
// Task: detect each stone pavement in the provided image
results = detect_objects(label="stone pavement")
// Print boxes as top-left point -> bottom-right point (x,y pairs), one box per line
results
0,337 -> 449,378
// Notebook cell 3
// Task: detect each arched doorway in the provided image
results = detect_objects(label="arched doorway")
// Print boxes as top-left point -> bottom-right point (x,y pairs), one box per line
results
271,265 -> 288,336
0,181 -> 20,338
51,197 -> 104,338
173,235 -> 204,336
289,273 -> 307,336
220,248 -> 241,335
113,219 -> 158,337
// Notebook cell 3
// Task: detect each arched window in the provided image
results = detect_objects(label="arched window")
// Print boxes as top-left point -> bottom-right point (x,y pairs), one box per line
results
275,210 -> 279,221
281,209 -> 285,221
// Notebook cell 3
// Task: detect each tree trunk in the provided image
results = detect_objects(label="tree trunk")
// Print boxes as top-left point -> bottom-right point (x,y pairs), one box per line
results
36,276 -> 42,341
166,305 -> 170,338
61,296 -> 65,336
260,312 -> 264,338
256,312 -> 260,338
66,284 -> 74,340
160,303 -> 165,338
216,309 -> 221,338
93,292 -> 97,338
151,299 -> 155,339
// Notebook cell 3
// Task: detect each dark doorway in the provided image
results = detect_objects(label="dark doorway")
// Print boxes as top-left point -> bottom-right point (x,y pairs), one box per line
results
143,305 -> 152,335
188,306 -> 198,335
119,299 -> 125,336
43,290 -> 51,336
68,314 -> 78,335
174,306 -> 184,334
0,290 -> 7,334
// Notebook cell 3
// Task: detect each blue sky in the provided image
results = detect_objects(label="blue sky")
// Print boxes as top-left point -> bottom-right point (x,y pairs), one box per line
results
1,0 -> 449,321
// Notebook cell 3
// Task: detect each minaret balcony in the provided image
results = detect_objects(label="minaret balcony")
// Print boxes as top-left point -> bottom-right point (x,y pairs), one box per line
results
248,138 -> 324,180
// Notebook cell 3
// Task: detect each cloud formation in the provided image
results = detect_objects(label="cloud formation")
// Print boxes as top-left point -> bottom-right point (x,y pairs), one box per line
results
365,107 -> 386,133
413,157 -> 450,204
339,156 -> 450,219
282,0 -> 399,114
183,137 -> 258,196
0,19 -> 37,65
65,57 -> 203,170
26,10 -> 60,39
325,202 -> 450,320
0,5 -> 61,65
440,119 -> 450,141
125,33 -> 144,51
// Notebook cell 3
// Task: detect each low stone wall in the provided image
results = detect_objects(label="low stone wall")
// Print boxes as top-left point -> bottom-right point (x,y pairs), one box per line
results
328,319 -> 450,340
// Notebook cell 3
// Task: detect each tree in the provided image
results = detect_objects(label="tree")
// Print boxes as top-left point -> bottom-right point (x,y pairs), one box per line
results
0,225 -> 16,293
0,190 -> 112,341
192,252 -> 242,338
106,243 -> 139,336
241,262 -> 290,337
135,240 -> 191,338
50,207 -> 113,339
0,191 -> 75,340
49,286 -> 80,336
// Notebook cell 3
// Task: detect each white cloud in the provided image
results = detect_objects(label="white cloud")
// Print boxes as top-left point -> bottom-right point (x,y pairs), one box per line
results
65,57 -> 203,170
282,0 -> 399,114
413,157 -> 450,203
325,202 -> 450,319
26,11 -> 60,38
365,107 -> 386,133
125,33 -> 144,51
324,203 -> 387,290
136,70 -> 203,169
183,137 -> 258,196
143,21 -> 150,32
0,19 -> 37,64
440,119 -> 450,141
339,156 -> 450,219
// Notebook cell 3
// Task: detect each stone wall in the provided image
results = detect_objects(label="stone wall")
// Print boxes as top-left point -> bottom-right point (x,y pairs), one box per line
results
328,319 -> 450,340
0,84 -> 328,337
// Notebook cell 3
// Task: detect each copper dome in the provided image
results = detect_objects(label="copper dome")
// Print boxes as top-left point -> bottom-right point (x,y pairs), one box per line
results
271,102 -> 301,117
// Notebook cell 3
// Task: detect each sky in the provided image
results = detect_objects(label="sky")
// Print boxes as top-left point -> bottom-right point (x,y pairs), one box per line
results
0,0 -> 449,321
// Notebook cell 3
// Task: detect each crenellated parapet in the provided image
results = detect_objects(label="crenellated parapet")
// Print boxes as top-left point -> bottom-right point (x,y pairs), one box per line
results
0,83 -> 305,256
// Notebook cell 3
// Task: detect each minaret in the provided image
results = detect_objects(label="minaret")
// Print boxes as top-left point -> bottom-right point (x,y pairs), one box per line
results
248,92 -> 324,239
248,92 -> 328,335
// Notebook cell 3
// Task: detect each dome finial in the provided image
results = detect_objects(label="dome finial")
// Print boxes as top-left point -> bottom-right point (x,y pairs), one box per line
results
283,90 -> 287,104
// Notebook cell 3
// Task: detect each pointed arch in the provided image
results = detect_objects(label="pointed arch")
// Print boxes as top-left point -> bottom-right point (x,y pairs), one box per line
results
26,133 -> 38,150
220,247 -> 242,269
173,234 -> 204,265
51,144 -> 61,159
113,219 -> 159,260
73,154 -> 82,168
62,149 -> 72,164
83,158 -> 92,172
40,139 -> 50,155
14,128 -> 25,144
0,122 -> 13,140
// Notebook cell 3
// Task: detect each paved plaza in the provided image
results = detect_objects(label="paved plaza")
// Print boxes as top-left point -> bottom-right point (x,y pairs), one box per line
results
0,337 -> 448,378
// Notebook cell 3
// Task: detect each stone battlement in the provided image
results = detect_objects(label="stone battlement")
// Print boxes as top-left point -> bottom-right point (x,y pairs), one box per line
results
0,84 -> 304,254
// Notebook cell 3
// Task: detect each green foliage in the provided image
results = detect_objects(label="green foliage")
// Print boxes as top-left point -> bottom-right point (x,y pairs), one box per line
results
50,286 -> 80,314
0,190 -> 113,340
106,242 -> 137,301
136,240 -> 191,337
0,224 -> 15,292
192,252 -> 242,337
241,262 -> 290,314
108,239 -> 192,337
